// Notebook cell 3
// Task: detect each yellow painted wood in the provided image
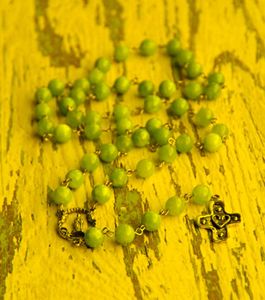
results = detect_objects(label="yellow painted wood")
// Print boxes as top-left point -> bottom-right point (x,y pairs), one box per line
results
1,0 -> 265,299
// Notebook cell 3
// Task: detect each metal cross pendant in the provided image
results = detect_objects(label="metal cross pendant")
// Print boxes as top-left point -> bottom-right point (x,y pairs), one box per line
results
196,196 -> 241,242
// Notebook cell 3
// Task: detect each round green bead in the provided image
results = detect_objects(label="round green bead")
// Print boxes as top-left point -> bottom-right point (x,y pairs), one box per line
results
175,134 -> 193,153
80,153 -> 100,172
203,133 -> 222,153
115,224 -> 135,245
174,49 -> 194,67
58,97 -> 76,116
83,110 -> 101,125
194,107 -> 214,128
166,38 -> 181,56
136,159 -> 155,178
169,98 -> 189,117
144,95 -> 162,114
48,79 -> 65,97
66,169 -> 84,189
92,184 -> 112,205
165,196 -> 185,216
211,123 -> 229,141
204,83 -> 221,100
110,168 -> 128,187
53,124 -> 72,143
116,118 -> 133,135
73,78 -> 90,93
153,127 -> 171,146
36,118 -> 54,137
208,72 -> 225,85
159,80 -> 176,99
138,80 -> 154,97
84,227 -> 104,248
192,184 -> 212,205
84,123 -> 101,140
88,68 -> 104,85
66,110 -> 84,129
94,82 -> 110,101
114,43 -> 129,62
113,76 -> 130,95
186,61 -> 202,79
145,118 -> 162,136
35,102 -> 52,120
69,87 -> 86,105
158,144 -> 177,163
142,211 -> 161,231
139,39 -> 157,56
183,81 -> 203,100
132,128 -> 150,147
115,135 -> 133,153
35,87 -> 52,103
51,186 -> 72,205
95,57 -> 111,73
99,143 -> 118,163
113,104 -> 130,120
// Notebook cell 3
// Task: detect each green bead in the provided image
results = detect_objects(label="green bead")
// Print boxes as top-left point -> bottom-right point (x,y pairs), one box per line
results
192,184 -> 212,205
115,224 -> 135,245
204,83 -> 221,100
132,128 -> 150,147
186,61 -> 202,79
153,127 -> 171,146
66,169 -> 84,189
114,43 -> 129,62
211,123 -> 229,141
158,144 -> 177,163
142,211 -> 161,231
165,196 -> 185,216
88,68 -> 104,85
99,143 -> 118,163
144,95 -> 162,114
53,124 -> 72,143
166,38 -> 181,56
145,118 -> 162,136
35,87 -> 52,103
58,97 -> 76,116
48,79 -> 65,97
115,135 -> 133,153
73,78 -> 90,93
66,110 -> 84,129
92,184 -> 112,204
136,159 -> 155,178
194,107 -> 214,128
84,123 -> 101,140
139,39 -> 157,56
95,57 -> 111,73
94,82 -> 110,101
80,153 -> 100,172
84,227 -> 104,248
69,87 -> 86,105
175,134 -> 193,153
183,81 -> 203,100
51,186 -> 72,205
116,118 -> 133,135
203,133 -> 222,153
113,76 -> 130,95
138,80 -> 154,97
113,104 -> 130,120
83,110 -> 101,125
35,102 -> 52,120
110,168 -> 128,187
36,118 -> 54,137
159,80 -> 176,99
208,72 -> 225,85
174,49 -> 194,67
169,98 -> 189,117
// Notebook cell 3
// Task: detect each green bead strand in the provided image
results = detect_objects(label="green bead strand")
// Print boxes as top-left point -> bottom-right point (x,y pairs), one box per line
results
142,211 -> 161,231
136,159 -> 155,178
115,224 -> 135,245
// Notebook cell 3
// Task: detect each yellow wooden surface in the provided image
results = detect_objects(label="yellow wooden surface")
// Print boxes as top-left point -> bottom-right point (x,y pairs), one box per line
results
1,0 -> 265,299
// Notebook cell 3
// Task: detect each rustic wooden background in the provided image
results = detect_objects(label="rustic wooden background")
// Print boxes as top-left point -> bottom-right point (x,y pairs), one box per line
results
1,0 -> 265,299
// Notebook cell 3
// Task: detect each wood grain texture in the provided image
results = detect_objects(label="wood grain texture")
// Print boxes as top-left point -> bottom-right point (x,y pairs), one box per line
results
1,0 -> 265,299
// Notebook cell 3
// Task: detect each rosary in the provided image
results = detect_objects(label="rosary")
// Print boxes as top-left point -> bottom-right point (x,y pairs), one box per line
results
34,37 -> 241,249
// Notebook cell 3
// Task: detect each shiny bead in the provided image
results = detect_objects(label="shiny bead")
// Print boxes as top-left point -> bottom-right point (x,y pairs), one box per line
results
84,227 -> 104,248
203,133 -> 222,153
144,95 -> 162,114
115,224 -> 135,245
84,123 -> 101,140
66,169 -> 84,189
165,196 -> 185,216
115,135 -> 133,153
69,87 -> 86,105
132,128 -> 150,147
211,123 -> 229,141
94,82 -> 110,101
138,80 -> 154,97
153,127 -> 171,146
113,76 -> 130,95
159,80 -> 176,99
194,107 -> 214,128
204,83 -> 221,100
139,39 -> 157,56
166,38 -> 181,56
35,102 -> 52,120
80,153 -> 100,172
145,118 -> 162,136
73,78 -> 90,93
158,144 -> 177,163
95,57 -> 111,73
168,98 -> 189,117
110,168 -> 128,187
192,184 -> 212,205
113,104 -> 130,120
99,143 -> 118,163
35,87 -> 52,103
175,133 -> 193,153
114,43 -> 129,62
53,124 -> 72,143
116,118 -> 133,135
88,68 -> 104,85
174,49 -> 194,67
37,118 -> 54,137
66,110 -> 84,129
208,72 -> 225,85
136,159 -> 155,178
186,61 -> 202,79
92,184 -> 112,204
58,97 -> 76,116
183,81 -> 203,100
51,186 -> 72,205
48,79 -> 65,97
142,211 -> 161,231
83,110 -> 101,125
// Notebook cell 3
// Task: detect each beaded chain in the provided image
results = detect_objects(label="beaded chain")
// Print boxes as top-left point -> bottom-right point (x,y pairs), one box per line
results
34,38 -> 241,248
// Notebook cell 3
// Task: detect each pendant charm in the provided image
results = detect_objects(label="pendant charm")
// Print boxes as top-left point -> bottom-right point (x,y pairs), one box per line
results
196,196 -> 241,242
